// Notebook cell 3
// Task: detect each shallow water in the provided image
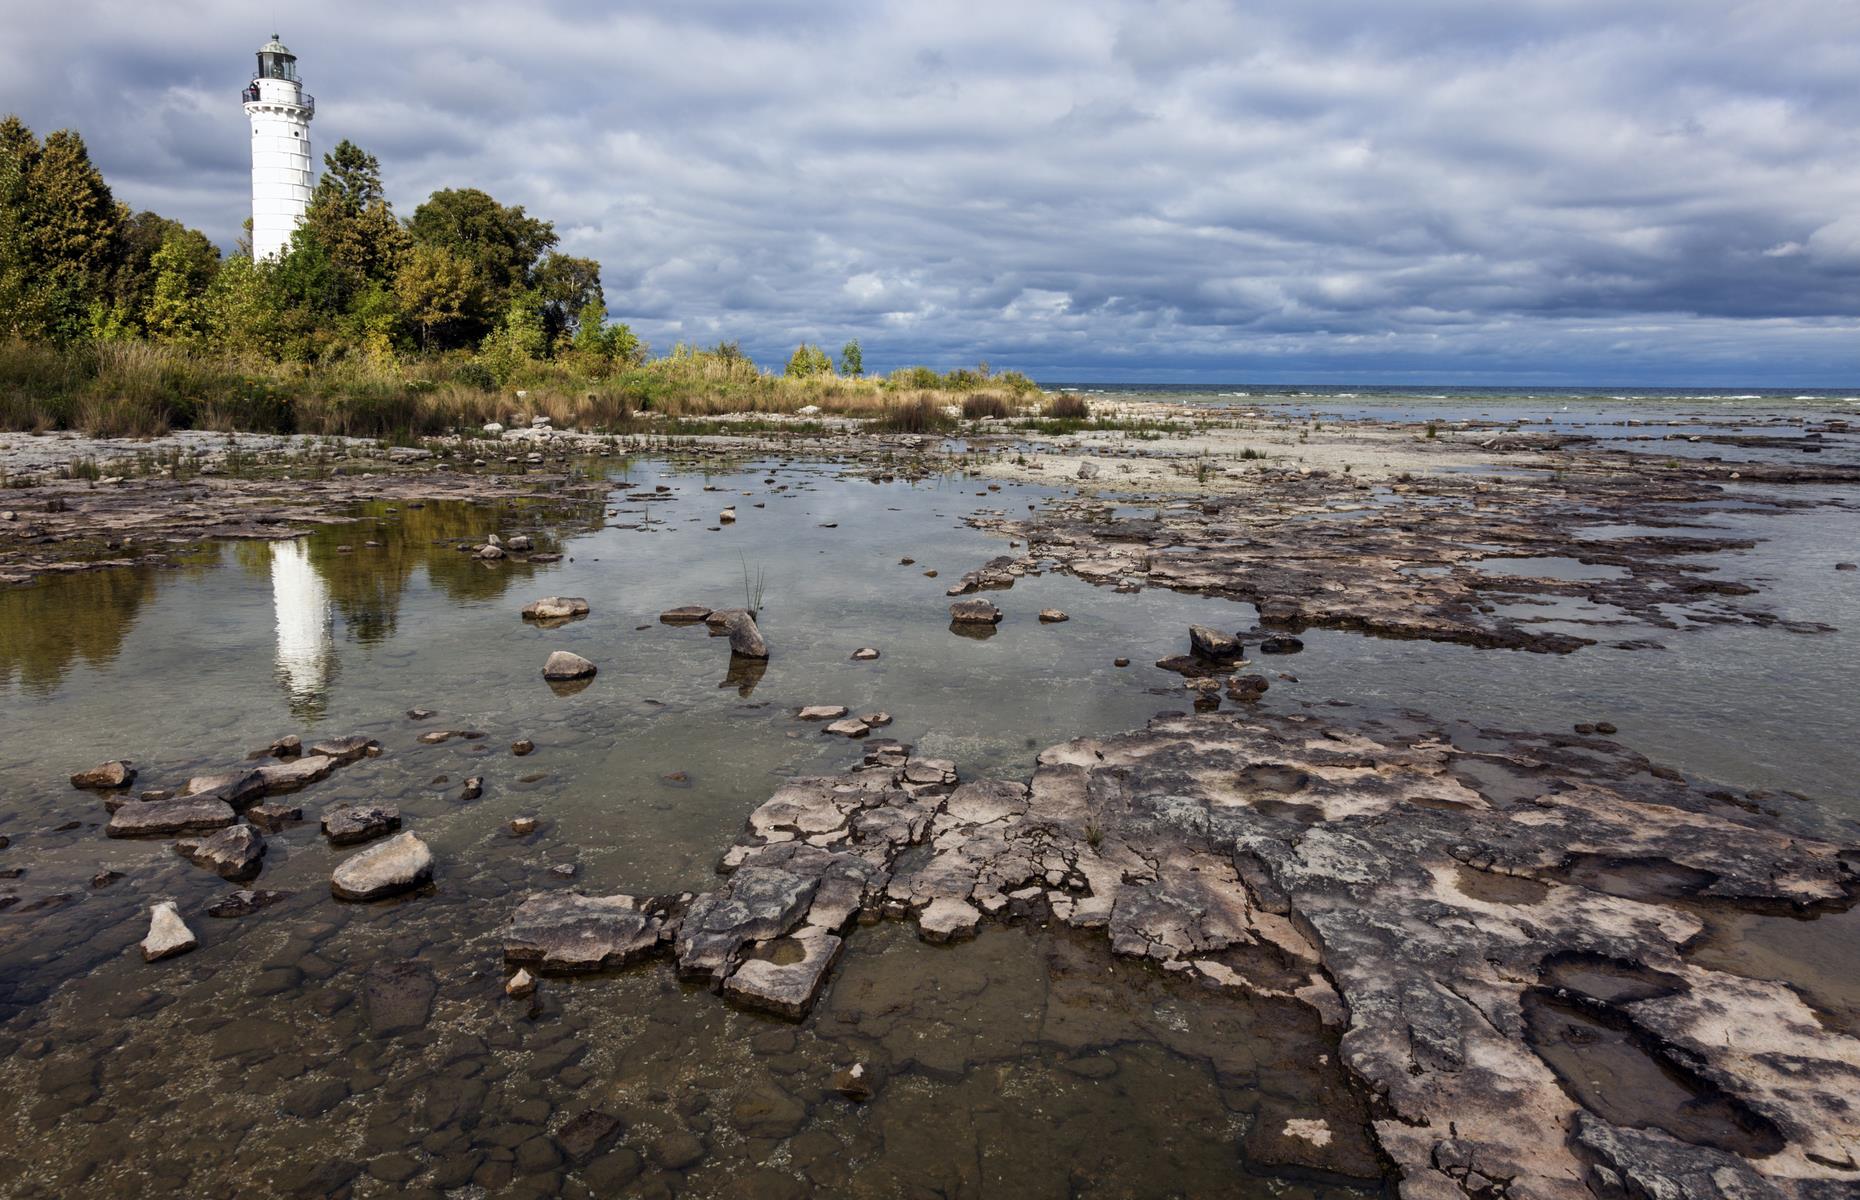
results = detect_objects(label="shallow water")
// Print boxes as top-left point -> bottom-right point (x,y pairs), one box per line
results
0,449 -> 1855,1196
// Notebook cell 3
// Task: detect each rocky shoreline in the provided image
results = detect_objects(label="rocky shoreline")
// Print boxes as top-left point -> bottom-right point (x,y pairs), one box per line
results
528,707 -> 1858,1198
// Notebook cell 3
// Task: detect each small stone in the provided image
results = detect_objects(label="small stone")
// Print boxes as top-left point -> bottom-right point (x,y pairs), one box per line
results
850,647 -> 880,660
550,863 -> 578,878
1258,635 -> 1305,654
512,739 -> 535,756
506,969 -> 536,998
1114,657 -> 1130,667
71,760 -> 135,790
1226,674 -> 1270,702
1595,721 -> 1619,735
858,711 -> 893,728
510,817 -> 539,837
719,507 -> 737,522
507,534 -> 533,552
90,870 -> 122,889
832,1062 -> 875,1102
1836,562 -> 1857,571
824,718 -> 869,738
140,901 -> 197,961
1038,609 -> 1069,622
321,804 -> 400,846
798,705 -> 849,721
460,777 -> 484,801
263,734 -> 303,758
542,651 -> 597,680
478,544 -> 505,560
331,832 -> 434,901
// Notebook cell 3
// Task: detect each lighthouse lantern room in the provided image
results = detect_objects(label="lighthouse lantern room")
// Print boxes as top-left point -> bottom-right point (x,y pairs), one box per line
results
242,35 -> 315,261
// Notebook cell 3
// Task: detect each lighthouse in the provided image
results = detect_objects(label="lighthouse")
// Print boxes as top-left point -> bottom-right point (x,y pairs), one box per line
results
241,35 -> 315,261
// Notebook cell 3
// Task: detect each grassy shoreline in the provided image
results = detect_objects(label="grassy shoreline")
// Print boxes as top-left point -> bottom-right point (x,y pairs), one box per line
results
0,339 -> 1050,441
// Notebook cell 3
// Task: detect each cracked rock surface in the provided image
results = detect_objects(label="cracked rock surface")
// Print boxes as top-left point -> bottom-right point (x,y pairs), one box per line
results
555,710 -> 1858,1200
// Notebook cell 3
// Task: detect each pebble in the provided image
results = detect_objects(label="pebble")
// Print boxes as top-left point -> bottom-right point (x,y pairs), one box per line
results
512,739 -> 535,756
510,817 -> 539,837
850,648 -> 880,660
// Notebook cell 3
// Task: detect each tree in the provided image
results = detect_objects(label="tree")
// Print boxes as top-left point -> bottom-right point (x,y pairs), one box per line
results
785,343 -> 834,378
143,229 -> 218,342
394,242 -> 483,350
839,338 -> 863,377
203,254 -> 281,355
302,140 -> 409,298
0,119 -> 121,340
533,252 -> 602,347
409,188 -> 556,302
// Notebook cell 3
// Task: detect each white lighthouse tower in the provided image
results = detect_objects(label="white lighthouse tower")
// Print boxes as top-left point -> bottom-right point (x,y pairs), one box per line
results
241,35 -> 315,261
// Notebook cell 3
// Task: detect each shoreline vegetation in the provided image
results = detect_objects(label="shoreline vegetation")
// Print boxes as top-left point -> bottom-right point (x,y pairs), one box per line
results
1,114 -> 1051,440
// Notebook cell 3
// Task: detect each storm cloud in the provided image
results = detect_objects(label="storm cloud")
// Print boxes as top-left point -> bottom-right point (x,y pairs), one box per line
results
3,0 -> 1857,382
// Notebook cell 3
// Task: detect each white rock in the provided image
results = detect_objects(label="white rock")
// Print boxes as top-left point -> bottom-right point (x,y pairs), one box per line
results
482,422 -> 504,435
140,901 -> 198,962
506,968 -> 536,998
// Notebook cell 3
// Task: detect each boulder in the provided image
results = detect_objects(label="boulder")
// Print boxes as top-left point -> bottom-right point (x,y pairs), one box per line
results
106,798 -> 237,838
71,760 -> 135,790
506,534 -> 533,552
1189,625 -> 1241,659
140,901 -> 197,962
331,832 -> 433,901
727,613 -> 770,659
948,599 -> 1003,624
503,892 -> 667,971
704,607 -> 753,629
1226,674 -> 1270,702
478,544 -> 505,560
321,804 -> 401,846
542,651 -> 597,680
174,825 -> 267,881
521,596 -> 590,621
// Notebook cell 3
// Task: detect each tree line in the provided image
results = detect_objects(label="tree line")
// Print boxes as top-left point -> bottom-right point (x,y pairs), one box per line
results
0,116 -> 638,382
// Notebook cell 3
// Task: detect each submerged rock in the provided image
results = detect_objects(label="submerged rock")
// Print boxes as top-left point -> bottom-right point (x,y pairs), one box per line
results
205,889 -> 289,918
542,650 -> 597,680
71,760 -> 135,790
331,832 -> 433,901
659,605 -> 712,623
140,901 -> 197,962
245,802 -> 304,832
174,824 -> 266,881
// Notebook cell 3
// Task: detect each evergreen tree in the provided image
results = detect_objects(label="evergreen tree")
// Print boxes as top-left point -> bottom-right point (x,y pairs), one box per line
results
302,140 -> 410,300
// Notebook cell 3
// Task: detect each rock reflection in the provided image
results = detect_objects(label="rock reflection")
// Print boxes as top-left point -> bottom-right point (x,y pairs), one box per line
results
719,654 -> 768,697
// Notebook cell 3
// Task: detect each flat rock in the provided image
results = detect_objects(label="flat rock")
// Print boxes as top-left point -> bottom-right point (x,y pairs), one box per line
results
722,928 -> 844,1020
309,735 -> 380,764
659,605 -> 712,623
106,798 -> 237,838
823,718 -> 869,738
542,650 -> 597,680
174,825 -> 267,881
522,596 -> 590,621
331,832 -> 433,901
180,769 -> 268,808
245,802 -> 303,831
850,647 -> 880,660
504,892 -> 668,971
71,760 -> 135,790
321,804 -> 400,846
255,754 -> 334,794
140,901 -> 197,961
1038,609 -> 1070,622
798,705 -> 849,721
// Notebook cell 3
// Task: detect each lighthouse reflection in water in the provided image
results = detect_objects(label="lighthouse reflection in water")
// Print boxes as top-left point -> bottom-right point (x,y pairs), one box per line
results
269,539 -> 333,716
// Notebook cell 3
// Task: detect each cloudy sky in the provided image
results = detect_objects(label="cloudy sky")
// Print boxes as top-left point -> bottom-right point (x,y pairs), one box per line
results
4,0 -> 1858,383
